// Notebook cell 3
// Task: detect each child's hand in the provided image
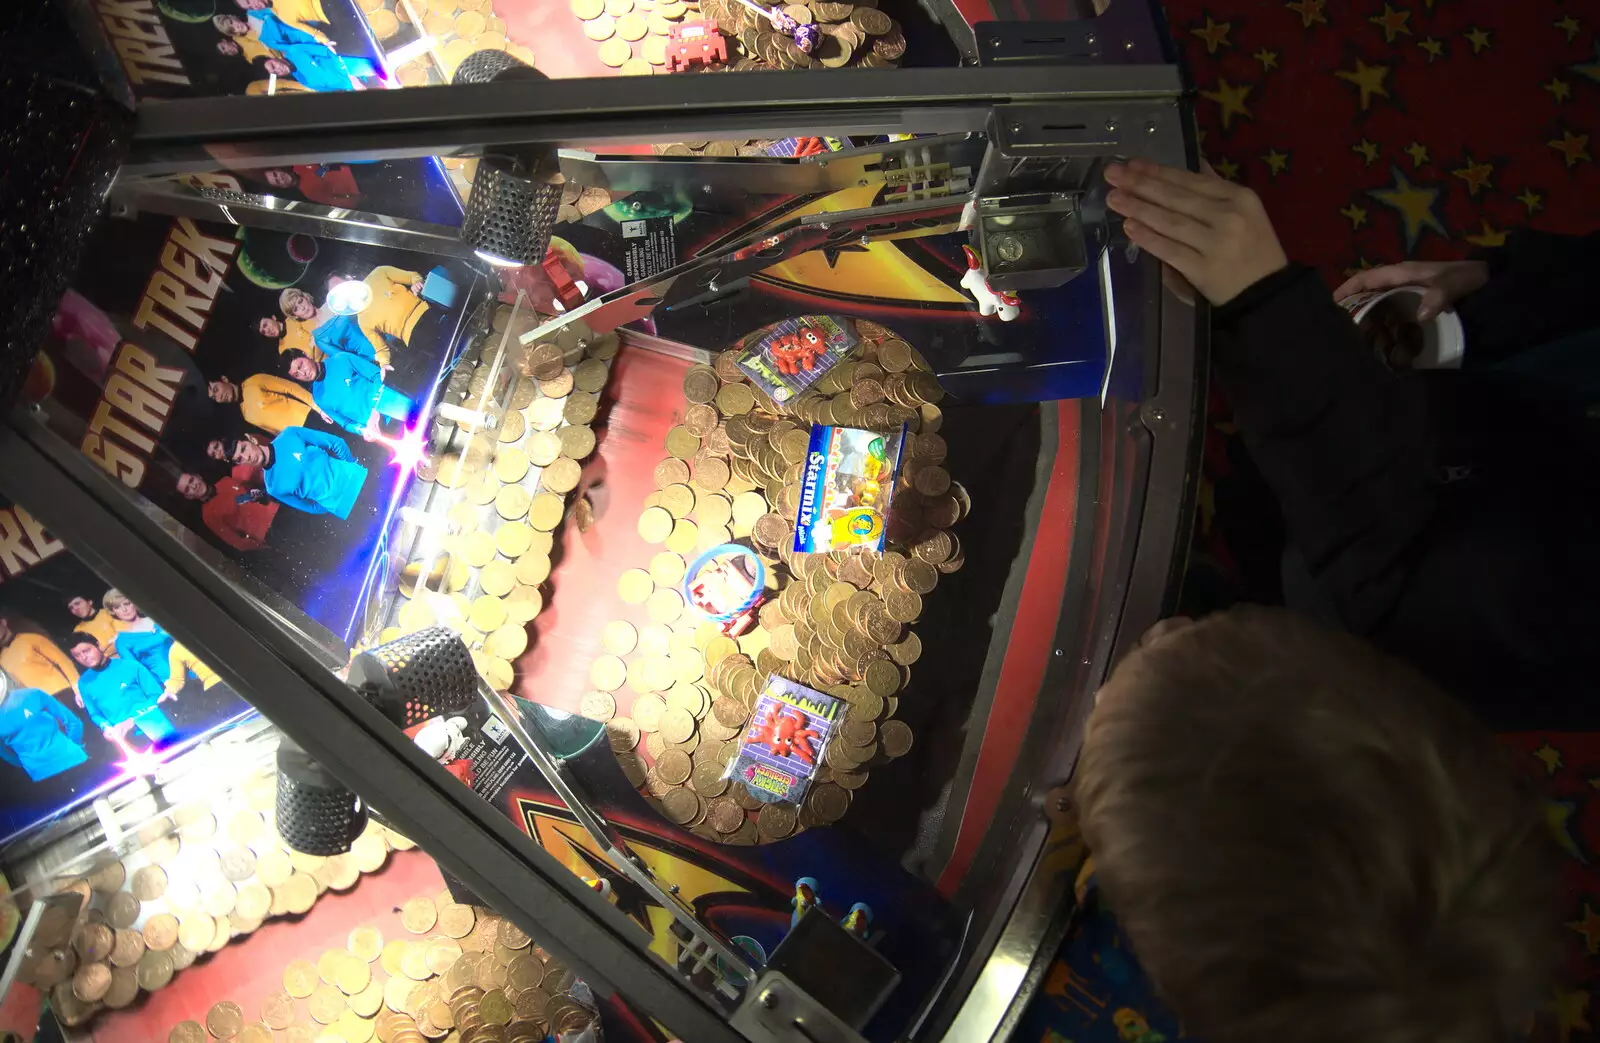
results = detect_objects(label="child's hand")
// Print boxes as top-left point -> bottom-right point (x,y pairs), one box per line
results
1104,160 -> 1288,305
1333,260 -> 1489,321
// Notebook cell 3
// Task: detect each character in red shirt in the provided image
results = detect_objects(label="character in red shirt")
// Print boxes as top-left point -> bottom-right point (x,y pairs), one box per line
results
178,469 -> 280,551
263,165 -> 362,208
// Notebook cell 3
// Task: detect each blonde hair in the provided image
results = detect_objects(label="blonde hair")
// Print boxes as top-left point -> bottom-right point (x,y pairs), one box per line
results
279,288 -> 312,315
102,589 -> 131,612
1075,607 -> 1558,1043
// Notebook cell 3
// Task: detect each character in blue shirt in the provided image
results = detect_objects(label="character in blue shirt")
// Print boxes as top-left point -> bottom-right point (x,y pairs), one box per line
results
114,627 -> 176,687
68,636 -> 175,743
0,683 -> 88,781
288,352 -> 414,436
213,12 -> 381,93
311,312 -> 380,365
206,428 -> 368,519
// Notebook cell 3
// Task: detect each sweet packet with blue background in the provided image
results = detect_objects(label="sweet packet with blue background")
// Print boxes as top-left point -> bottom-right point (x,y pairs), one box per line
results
792,424 -> 907,554
725,676 -> 842,805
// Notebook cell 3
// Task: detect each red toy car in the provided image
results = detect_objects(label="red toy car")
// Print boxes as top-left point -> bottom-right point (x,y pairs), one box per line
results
667,19 -> 727,72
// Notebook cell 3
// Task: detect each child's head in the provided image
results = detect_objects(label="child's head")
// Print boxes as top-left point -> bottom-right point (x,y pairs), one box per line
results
1075,607 -> 1557,1043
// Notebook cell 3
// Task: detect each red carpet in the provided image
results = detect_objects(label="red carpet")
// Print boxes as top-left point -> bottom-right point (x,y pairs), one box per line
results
1163,0 -> 1600,280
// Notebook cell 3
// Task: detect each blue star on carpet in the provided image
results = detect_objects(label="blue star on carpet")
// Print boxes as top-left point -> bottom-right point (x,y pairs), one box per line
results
1366,165 -> 1446,252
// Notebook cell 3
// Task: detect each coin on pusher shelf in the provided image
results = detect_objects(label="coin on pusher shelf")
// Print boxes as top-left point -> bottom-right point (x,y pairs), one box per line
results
559,424 -> 596,460
528,492 -> 565,531
571,0 -> 604,15
598,36 -> 631,65
580,690 -> 617,721
615,572 -> 658,612
590,654 -> 627,691
601,619 -> 638,655
207,1000 -> 245,1039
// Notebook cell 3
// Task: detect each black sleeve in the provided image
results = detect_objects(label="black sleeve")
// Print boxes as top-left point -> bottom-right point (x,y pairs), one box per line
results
1211,265 -> 1438,634
1457,230 -> 1600,367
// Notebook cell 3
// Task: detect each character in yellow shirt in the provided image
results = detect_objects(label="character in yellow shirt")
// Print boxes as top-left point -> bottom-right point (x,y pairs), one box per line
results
0,620 -> 79,698
165,642 -> 222,696
245,76 -> 313,96
267,294 -> 328,363
335,267 -> 430,358
209,374 -> 316,435
67,597 -> 119,655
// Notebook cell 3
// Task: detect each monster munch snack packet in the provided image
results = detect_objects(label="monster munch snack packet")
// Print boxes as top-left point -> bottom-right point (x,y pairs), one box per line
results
725,676 -> 841,805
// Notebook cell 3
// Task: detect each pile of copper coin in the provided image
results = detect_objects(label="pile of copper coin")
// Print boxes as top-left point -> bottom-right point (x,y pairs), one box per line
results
28,767 -> 418,1030
700,0 -> 905,70
159,894 -> 594,1041
583,319 -> 966,844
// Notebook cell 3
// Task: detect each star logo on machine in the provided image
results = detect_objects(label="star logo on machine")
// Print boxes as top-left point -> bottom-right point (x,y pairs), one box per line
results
1549,130 -> 1592,168
1368,4 -> 1410,43
1366,165 -> 1445,252
1190,16 -> 1233,55
1462,26 -> 1492,54
1335,58 -> 1391,111
1451,154 -> 1495,197
1199,78 -> 1254,130
1417,36 -> 1443,62
1352,138 -> 1381,166
1211,156 -> 1242,180
1516,187 -> 1544,215
1464,219 -> 1507,248
1285,0 -> 1327,29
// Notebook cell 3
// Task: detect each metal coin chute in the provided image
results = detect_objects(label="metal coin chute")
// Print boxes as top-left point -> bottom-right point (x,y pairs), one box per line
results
347,625 -> 479,729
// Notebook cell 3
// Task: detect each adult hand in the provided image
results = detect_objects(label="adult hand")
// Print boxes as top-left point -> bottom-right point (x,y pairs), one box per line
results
1332,260 -> 1489,321
158,689 -> 177,703
1103,159 -> 1289,306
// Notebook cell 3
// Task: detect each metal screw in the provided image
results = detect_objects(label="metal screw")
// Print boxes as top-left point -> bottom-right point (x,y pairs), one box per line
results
1124,39 -> 1135,50
669,883 -> 680,893
1054,648 -> 1064,656
1105,119 -> 1119,133
1084,32 -> 1096,45
858,179 -> 868,187
988,36 -> 1002,48
1142,403 -> 1167,425
760,991 -> 779,1010
1010,123 -> 1023,135
1146,120 -> 1158,134
818,222 -> 830,230
702,184 -> 713,194
859,235 -> 870,246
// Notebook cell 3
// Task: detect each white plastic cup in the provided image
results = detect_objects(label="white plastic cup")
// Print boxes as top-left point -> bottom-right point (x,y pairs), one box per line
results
1338,285 -> 1466,370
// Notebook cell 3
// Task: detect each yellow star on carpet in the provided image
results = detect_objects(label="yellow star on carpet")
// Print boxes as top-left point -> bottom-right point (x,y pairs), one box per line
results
1367,165 -> 1446,250
1555,15 -> 1581,43
1463,26 -> 1492,53
1517,187 -> 1544,214
1550,130 -> 1592,168
1191,16 -> 1233,54
1548,799 -> 1588,863
1212,157 -> 1241,180
1548,986 -> 1591,1043
1261,149 -> 1290,176
1417,36 -> 1443,62
1451,155 -> 1494,196
1343,256 -> 1377,277
1576,44 -> 1600,84
1336,58 -> 1391,110
1369,4 -> 1411,43
1545,77 -> 1572,103
1352,138 -> 1381,165
1339,203 -> 1368,228
1286,0 -> 1327,29
1535,742 -> 1566,774
1200,79 -> 1254,130
1254,47 -> 1280,70
1404,141 -> 1429,167
1569,904 -> 1600,955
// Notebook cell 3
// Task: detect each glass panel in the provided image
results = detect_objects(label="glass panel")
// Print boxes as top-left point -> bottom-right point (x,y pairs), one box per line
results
0,512 -> 602,1043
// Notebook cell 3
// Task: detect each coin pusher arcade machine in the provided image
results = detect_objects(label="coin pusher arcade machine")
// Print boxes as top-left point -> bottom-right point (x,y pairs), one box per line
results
0,0 -> 1201,1039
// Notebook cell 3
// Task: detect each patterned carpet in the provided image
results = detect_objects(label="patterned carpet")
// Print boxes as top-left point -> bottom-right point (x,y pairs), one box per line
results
1016,7 -> 1600,1043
